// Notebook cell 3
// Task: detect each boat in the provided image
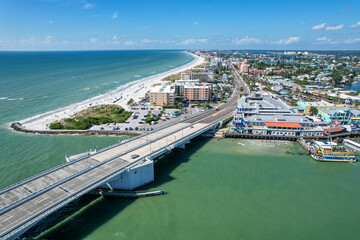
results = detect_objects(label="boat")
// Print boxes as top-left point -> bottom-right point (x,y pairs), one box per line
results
310,140 -> 356,162
343,139 -> 360,152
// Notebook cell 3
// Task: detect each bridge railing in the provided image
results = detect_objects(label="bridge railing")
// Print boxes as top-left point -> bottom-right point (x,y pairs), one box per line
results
0,108 -> 214,195
0,155 -> 147,240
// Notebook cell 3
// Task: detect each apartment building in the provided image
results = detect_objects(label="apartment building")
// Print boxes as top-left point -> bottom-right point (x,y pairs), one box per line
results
149,85 -> 175,106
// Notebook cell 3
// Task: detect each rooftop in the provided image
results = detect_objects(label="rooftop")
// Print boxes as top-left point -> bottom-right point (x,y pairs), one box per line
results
298,100 -> 336,107
150,84 -> 175,94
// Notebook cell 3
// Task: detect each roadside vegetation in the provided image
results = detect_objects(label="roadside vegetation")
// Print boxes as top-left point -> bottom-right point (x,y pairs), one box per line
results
49,104 -> 133,130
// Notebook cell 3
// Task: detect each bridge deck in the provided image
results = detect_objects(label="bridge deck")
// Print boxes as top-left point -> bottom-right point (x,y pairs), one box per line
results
0,61 -> 241,239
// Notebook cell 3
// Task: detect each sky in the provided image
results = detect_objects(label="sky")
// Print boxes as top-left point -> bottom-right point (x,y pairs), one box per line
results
0,0 -> 360,51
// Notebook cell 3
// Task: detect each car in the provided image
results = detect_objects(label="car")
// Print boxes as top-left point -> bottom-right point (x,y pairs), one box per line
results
113,122 -> 116,125
100,127 -> 104,130
139,121 -> 144,124
125,127 -> 128,131
131,154 -> 139,159
129,127 -> 133,131
135,127 -> 138,130
125,121 -> 130,124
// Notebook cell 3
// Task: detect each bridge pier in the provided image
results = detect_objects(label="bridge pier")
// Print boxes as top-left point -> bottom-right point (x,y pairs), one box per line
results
101,158 -> 154,190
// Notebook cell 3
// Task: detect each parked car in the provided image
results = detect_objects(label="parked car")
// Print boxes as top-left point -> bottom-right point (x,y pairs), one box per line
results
131,154 -> 139,159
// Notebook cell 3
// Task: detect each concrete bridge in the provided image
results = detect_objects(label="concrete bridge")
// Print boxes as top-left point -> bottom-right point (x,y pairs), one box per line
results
0,65 -> 241,239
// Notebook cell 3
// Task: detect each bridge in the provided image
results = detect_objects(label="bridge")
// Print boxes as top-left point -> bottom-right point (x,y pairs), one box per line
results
0,62 -> 242,240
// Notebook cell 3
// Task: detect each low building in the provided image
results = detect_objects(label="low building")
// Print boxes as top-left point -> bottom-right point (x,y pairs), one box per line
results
149,84 -> 175,106
323,126 -> 346,135
297,100 -> 343,115
318,108 -> 360,125
231,92 -> 325,136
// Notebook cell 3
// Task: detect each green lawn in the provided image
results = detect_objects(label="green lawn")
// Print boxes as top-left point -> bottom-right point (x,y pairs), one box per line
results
49,104 -> 133,130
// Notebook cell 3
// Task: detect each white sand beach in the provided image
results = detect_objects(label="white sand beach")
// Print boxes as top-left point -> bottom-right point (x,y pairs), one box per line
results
18,52 -> 204,130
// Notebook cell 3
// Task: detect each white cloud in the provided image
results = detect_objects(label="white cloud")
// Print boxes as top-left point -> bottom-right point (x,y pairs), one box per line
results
179,38 -> 208,45
124,41 -> 137,46
83,1 -> 95,9
350,21 -> 360,28
112,36 -> 117,40
111,12 -> 118,19
48,19 -> 53,24
312,23 -> 326,31
314,36 -> 341,45
325,24 -> 344,31
141,39 -> 158,44
343,38 -> 360,44
316,36 -> 330,41
273,36 -> 300,45
90,38 -> 98,43
198,38 -> 208,43
232,36 -> 261,45
180,39 -> 196,45
300,21 -> 306,24
193,21 -> 199,25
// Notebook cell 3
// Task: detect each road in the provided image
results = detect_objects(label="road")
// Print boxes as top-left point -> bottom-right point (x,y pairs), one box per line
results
0,61 -> 243,240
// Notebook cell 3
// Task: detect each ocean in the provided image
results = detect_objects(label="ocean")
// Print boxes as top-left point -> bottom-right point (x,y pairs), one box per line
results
1,51 -> 360,239
0,50 -> 193,186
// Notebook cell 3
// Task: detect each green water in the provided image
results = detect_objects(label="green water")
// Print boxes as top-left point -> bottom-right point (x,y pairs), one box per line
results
1,51 -> 359,239
36,139 -> 360,240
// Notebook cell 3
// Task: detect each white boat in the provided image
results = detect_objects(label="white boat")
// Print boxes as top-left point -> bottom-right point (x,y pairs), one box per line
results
343,139 -> 360,152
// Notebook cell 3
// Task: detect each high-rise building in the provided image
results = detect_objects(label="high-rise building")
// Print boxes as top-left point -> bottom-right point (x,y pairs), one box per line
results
237,61 -> 249,73
149,85 -> 175,106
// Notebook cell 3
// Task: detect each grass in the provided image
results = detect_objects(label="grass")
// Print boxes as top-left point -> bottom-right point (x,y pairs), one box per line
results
49,104 -> 133,130
162,72 -> 182,82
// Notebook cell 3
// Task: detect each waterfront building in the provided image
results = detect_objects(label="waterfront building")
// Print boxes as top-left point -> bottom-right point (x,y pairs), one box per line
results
297,100 -> 342,115
149,84 -> 175,106
181,72 -> 214,82
231,92 -> 324,137
318,108 -> 360,125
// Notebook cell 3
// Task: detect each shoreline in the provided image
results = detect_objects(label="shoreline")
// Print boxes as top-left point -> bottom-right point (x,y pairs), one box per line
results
15,52 -> 204,131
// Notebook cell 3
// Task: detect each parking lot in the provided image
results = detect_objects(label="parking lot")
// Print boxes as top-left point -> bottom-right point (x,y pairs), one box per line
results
90,107 -> 202,133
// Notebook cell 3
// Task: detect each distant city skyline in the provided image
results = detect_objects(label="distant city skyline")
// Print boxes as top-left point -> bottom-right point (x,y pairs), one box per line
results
0,0 -> 360,51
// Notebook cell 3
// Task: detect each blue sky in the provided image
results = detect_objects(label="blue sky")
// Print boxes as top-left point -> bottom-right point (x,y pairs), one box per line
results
0,0 -> 360,50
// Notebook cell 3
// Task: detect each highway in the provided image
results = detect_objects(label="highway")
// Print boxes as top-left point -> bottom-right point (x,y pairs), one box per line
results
0,61 -> 243,240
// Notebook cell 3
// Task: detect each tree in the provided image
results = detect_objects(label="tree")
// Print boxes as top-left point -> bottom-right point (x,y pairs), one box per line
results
177,101 -> 184,110
127,98 -> 134,105
309,106 -> 318,116
240,87 -> 244,92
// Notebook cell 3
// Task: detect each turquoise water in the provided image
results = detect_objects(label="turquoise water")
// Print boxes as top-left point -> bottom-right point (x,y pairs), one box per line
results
0,50 -> 193,186
1,51 -> 360,239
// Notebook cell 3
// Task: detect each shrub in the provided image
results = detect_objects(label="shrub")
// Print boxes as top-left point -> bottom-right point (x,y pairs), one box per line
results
49,122 -> 64,129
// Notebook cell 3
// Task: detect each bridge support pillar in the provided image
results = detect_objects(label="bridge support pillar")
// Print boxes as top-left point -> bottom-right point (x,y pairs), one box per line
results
175,143 -> 186,150
101,158 -> 154,190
